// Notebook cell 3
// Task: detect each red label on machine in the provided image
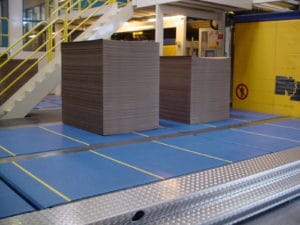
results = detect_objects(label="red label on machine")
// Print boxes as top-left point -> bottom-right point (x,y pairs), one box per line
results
218,34 -> 223,39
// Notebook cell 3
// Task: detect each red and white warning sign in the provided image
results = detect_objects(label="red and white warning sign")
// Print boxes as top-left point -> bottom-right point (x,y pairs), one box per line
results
236,83 -> 248,100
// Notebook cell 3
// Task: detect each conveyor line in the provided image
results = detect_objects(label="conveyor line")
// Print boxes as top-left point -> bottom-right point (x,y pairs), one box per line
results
0,116 -> 292,164
0,110 -> 299,222
0,147 -> 299,225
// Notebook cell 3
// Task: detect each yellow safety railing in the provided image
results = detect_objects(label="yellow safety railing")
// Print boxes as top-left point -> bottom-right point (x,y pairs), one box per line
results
0,0 -> 73,59
0,0 -> 128,98
0,19 -> 65,97
0,17 -> 9,47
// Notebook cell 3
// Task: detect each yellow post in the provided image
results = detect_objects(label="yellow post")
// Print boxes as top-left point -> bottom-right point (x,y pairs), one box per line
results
0,24 -> 2,47
79,0 -> 82,11
46,0 -> 50,19
47,24 -> 53,61
63,19 -> 69,42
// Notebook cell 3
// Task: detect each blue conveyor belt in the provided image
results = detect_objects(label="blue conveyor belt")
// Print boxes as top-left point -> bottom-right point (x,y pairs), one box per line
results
0,151 -> 158,210
269,119 -> 300,129
0,180 -> 34,218
98,142 -> 227,178
197,129 -> 300,152
160,135 -> 269,162
0,127 -> 83,157
238,124 -> 300,141
43,124 -> 142,145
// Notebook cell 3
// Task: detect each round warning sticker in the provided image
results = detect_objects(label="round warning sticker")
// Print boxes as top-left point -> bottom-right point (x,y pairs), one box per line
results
236,83 -> 248,100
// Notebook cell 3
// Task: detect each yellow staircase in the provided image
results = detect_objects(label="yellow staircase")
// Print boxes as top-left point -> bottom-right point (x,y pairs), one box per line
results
0,0 -> 132,119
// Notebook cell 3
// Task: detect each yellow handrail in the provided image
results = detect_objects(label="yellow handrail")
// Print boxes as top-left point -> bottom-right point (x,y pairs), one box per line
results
0,0 -> 130,98
0,1 -> 72,59
66,0 -> 114,39
0,27 -> 65,97
0,21 -> 48,58
0,17 -> 9,47
0,19 -> 65,86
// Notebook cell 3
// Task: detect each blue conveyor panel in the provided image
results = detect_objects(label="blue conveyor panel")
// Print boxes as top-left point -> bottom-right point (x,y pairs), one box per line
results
0,163 -> 67,209
43,124 -> 142,145
197,129 -> 299,152
0,180 -> 34,219
0,152 -> 158,209
238,124 -> 300,141
230,109 -> 280,121
0,127 -> 83,156
160,135 -> 269,162
98,142 -> 227,178
269,119 -> 300,129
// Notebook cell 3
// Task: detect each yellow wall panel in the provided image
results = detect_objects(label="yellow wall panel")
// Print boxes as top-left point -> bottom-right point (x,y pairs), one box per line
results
233,19 -> 300,117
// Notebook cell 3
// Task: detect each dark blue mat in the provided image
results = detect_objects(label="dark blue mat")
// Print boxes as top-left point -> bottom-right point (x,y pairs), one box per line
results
0,127 -> 83,156
196,129 -> 299,152
98,142 -> 227,178
0,151 -> 158,208
160,135 -> 269,162
0,180 -> 34,219
43,124 -> 142,145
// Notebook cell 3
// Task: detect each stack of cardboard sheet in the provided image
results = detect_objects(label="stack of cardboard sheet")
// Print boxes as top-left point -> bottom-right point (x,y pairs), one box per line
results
160,56 -> 231,124
61,39 -> 159,135
0,59 -> 38,104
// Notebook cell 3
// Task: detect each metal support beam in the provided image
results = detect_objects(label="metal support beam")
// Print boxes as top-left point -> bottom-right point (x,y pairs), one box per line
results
201,0 -> 252,9
8,0 -> 23,53
175,16 -> 186,56
134,0 -> 252,9
160,4 -> 219,20
217,12 -> 226,56
155,4 -> 164,56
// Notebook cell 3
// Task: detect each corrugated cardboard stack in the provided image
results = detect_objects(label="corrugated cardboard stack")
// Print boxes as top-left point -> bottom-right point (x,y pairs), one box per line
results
62,39 -> 159,135
160,56 -> 231,124
160,56 -> 192,123
0,59 -> 38,104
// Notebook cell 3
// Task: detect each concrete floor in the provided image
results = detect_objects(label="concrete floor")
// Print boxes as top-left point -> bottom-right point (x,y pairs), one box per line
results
239,198 -> 300,225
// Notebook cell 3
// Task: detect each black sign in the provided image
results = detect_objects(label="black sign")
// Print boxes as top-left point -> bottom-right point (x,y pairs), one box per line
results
275,76 -> 300,101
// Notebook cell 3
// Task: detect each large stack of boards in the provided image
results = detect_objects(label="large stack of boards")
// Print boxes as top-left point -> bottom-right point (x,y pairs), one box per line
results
61,39 -> 159,135
160,56 -> 231,124
0,59 -> 38,104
